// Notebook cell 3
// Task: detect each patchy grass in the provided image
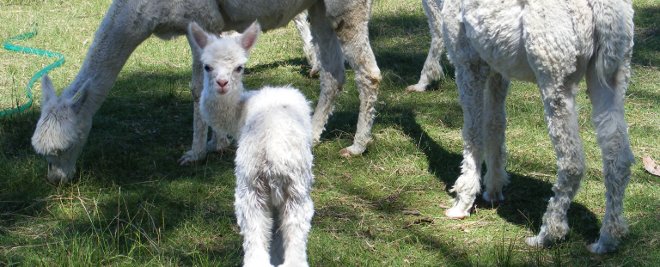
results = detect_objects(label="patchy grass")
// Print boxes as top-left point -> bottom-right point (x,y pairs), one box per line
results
1,0 -> 658,266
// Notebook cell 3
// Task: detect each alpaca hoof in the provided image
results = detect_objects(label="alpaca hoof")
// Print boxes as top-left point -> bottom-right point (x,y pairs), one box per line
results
587,236 -> 618,254
405,84 -> 426,93
482,191 -> 504,203
178,150 -> 206,165
445,207 -> 469,219
525,236 -> 546,248
309,66 -> 320,78
339,144 -> 365,158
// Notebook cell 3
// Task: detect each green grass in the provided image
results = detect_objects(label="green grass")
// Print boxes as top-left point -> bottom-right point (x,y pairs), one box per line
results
1,0 -> 659,266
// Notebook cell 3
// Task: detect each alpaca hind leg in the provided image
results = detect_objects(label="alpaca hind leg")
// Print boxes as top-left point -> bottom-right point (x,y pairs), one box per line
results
585,63 -> 634,254
445,63 -> 489,219
235,187 -> 274,267
293,11 -> 321,77
308,3 -> 346,146
406,0 -> 445,92
278,193 -> 314,267
332,3 -> 383,156
526,81 -> 585,247
482,73 -> 509,203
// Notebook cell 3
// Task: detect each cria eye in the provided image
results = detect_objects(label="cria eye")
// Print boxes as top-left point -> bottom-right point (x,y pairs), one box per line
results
235,66 -> 244,72
204,65 -> 213,72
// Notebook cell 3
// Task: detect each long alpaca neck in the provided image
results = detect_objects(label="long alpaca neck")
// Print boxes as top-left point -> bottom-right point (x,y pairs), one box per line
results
62,1 -> 152,119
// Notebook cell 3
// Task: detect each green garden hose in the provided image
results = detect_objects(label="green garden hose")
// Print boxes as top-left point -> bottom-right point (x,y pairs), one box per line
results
1,28 -> 65,117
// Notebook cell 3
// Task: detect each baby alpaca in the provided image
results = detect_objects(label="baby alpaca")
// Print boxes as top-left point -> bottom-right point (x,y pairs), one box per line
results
189,22 -> 314,266
442,0 -> 635,253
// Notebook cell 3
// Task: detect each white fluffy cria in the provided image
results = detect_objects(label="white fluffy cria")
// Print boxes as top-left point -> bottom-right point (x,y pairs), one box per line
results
189,22 -> 314,267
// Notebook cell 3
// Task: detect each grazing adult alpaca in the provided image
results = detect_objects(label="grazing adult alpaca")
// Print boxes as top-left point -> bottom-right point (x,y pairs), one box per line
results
441,0 -> 635,254
31,0 -> 381,184
190,22 -> 314,266
405,0 -> 445,92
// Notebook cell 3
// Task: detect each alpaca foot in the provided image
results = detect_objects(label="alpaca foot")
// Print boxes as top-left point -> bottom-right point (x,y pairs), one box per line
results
178,149 -> 206,165
207,134 -> 232,152
309,65 -> 320,78
525,227 -> 554,248
339,144 -> 366,158
405,83 -> 427,93
482,191 -> 504,203
445,206 -> 470,219
587,235 -> 619,254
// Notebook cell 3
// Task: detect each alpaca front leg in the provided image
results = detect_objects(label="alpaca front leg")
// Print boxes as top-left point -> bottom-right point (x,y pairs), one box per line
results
279,195 -> 314,267
446,63 -> 488,219
333,5 -> 382,157
179,39 -> 209,165
308,3 -> 346,146
482,73 -> 509,203
585,64 -> 634,254
526,82 -> 585,248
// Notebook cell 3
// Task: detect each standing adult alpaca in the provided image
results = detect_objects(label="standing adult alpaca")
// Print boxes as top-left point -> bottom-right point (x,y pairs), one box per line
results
189,22 -> 314,266
441,0 -> 635,254
31,0 -> 381,184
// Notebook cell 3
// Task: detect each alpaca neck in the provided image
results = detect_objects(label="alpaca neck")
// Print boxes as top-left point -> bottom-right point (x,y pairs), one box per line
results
62,1 -> 152,118
202,83 -> 247,138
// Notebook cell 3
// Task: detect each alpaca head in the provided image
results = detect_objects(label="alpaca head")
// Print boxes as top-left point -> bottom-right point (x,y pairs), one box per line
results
188,21 -> 261,96
31,75 -> 90,184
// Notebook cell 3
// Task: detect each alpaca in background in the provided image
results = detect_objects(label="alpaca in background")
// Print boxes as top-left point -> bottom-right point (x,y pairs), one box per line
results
441,0 -> 635,253
31,0 -> 381,184
189,22 -> 314,266
405,0 -> 445,92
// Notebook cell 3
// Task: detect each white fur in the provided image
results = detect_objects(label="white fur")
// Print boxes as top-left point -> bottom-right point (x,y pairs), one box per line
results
31,0 -> 381,184
190,23 -> 314,267
406,0 -> 446,92
441,0 -> 635,254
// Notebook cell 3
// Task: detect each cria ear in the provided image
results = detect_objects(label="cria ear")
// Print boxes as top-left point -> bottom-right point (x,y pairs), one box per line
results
69,79 -> 90,114
240,21 -> 261,51
188,22 -> 209,49
41,75 -> 57,104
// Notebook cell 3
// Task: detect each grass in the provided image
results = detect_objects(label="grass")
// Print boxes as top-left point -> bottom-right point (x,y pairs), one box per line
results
1,0 -> 659,266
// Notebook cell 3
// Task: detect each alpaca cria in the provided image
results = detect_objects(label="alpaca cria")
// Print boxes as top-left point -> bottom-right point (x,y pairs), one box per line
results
441,0 -> 635,253
31,0 -> 381,184
405,0 -> 445,93
190,22 -> 314,266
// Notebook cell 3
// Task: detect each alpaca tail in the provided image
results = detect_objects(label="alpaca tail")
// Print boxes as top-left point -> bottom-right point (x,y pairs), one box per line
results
590,0 -> 635,89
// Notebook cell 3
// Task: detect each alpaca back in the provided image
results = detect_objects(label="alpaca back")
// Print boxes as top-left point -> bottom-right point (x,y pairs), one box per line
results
235,86 -> 313,182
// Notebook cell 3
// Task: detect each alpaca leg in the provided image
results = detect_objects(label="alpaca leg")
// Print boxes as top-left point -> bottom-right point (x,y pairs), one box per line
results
332,3 -> 383,157
235,185 -> 273,266
406,0 -> 445,92
293,11 -> 321,77
526,81 -> 585,247
179,38 -> 209,165
482,73 -> 509,203
278,193 -> 314,267
308,3 -> 346,146
446,63 -> 489,219
585,63 -> 634,254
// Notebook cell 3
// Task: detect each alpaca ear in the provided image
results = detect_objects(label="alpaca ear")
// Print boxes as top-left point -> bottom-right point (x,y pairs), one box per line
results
240,21 -> 261,51
41,75 -> 57,104
188,22 -> 209,49
69,79 -> 90,114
